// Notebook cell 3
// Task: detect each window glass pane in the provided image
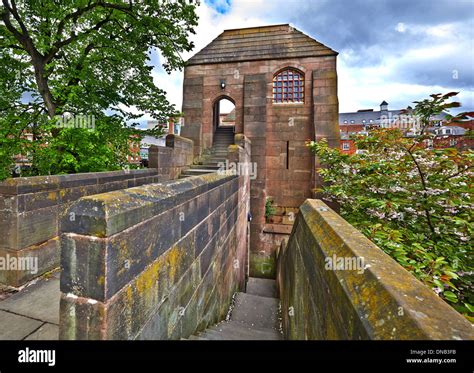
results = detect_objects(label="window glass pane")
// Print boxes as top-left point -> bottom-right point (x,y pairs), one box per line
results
273,68 -> 304,103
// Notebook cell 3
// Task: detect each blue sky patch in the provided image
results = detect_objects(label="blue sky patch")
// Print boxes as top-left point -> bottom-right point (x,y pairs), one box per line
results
205,0 -> 232,14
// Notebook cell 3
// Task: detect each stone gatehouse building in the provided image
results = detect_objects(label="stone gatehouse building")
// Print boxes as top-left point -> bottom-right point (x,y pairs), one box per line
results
181,24 -> 340,278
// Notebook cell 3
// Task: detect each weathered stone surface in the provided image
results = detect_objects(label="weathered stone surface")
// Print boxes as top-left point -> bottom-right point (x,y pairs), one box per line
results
24,323 -> 58,340
149,134 -> 194,177
278,199 -> 474,340
60,142 -> 251,339
0,238 -> 60,287
61,173 -> 234,239
181,25 -> 339,279
0,169 -> 160,287
0,273 -> 60,324
0,310 -> 43,340
59,293 -> 105,340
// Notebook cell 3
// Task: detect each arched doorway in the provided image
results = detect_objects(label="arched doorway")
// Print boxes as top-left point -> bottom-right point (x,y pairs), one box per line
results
212,96 -> 235,134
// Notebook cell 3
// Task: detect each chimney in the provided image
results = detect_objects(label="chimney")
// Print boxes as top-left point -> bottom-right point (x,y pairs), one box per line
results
380,101 -> 389,127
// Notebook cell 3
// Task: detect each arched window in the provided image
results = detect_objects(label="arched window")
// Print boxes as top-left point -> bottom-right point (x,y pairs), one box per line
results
273,68 -> 304,103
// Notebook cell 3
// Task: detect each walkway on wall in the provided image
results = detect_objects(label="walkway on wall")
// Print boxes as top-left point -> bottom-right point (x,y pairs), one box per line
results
0,272 -> 59,340
186,278 -> 282,340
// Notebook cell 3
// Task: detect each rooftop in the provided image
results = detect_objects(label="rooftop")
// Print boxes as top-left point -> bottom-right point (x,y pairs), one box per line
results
187,24 -> 338,66
340,101 -> 449,125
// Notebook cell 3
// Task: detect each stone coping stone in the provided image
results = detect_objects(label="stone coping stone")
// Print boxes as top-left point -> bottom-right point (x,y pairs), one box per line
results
292,199 -> 474,340
166,134 -> 194,147
62,173 -> 237,238
0,169 -> 158,195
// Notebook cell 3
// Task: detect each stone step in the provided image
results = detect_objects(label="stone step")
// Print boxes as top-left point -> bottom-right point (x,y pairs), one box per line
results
211,148 -> 230,153
246,278 -> 277,298
230,292 -> 279,330
194,162 -> 221,167
181,169 -> 216,176
212,143 -> 233,147
198,321 -> 281,340
190,164 -> 221,170
207,158 -> 228,163
186,277 -> 282,341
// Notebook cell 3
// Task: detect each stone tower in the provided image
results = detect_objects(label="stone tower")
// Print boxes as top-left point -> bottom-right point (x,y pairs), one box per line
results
181,24 -> 340,278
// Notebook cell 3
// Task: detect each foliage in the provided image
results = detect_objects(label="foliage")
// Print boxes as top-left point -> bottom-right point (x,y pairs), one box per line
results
265,197 -> 277,218
308,93 -> 474,321
0,0 -> 199,179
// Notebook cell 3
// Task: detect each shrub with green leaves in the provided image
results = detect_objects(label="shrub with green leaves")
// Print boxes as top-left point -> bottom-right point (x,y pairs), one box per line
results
308,93 -> 474,321
265,197 -> 277,219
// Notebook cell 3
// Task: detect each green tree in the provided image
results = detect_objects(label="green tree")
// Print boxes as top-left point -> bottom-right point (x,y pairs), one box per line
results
308,93 -> 474,320
0,0 -> 198,179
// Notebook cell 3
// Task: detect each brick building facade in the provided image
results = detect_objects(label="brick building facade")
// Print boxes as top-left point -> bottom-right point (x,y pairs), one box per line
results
339,102 -> 473,154
181,24 -> 339,277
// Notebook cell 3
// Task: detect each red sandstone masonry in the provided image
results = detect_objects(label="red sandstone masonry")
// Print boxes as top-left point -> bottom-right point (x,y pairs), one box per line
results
278,199 -> 474,340
0,169 -> 164,287
59,137 -> 252,340
181,51 -> 339,277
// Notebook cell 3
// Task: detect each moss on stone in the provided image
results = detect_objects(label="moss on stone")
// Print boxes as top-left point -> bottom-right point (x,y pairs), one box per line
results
249,253 -> 276,279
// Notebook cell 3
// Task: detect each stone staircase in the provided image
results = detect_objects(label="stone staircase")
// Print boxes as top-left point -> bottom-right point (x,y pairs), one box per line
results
180,126 -> 235,179
186,278 -> 282,340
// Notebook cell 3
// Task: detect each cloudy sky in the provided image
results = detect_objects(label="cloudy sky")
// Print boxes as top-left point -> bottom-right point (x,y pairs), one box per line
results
147,0 -> 473,125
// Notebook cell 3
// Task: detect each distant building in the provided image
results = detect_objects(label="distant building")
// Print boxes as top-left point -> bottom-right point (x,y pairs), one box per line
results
138,117 -> 184,162
340,101 -> 448,131
425,124 -> 473,151
338,101 -> 471,154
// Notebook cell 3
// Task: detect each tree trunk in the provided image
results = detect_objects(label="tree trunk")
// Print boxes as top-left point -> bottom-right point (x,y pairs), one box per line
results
31,56 -> 57,118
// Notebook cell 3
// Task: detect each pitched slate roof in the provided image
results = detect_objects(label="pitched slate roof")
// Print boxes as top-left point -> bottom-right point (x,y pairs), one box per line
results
187,24 -> 337,65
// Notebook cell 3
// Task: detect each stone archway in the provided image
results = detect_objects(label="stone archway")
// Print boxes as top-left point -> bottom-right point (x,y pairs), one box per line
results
212,95 -> 236,139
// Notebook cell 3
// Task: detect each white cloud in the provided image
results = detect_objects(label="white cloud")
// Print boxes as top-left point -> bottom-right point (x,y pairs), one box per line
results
147,0 -> 473,121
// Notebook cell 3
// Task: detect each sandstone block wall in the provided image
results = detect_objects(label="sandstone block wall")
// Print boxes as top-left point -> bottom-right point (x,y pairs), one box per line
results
278,199 -> 474,340
59,138 -> 251,339
148,134 -> 194,179
0,169 -> 164,287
